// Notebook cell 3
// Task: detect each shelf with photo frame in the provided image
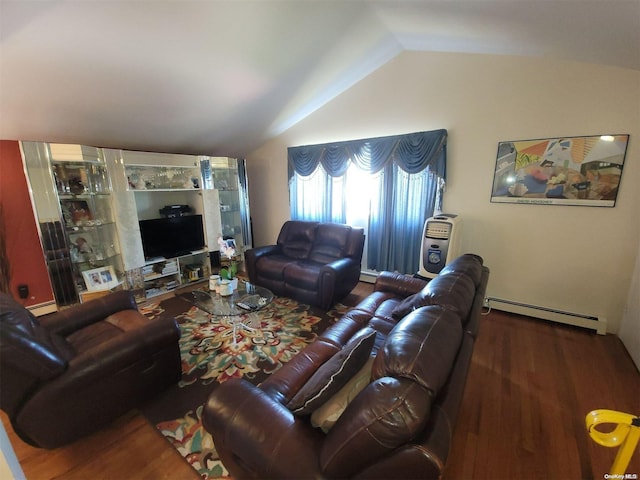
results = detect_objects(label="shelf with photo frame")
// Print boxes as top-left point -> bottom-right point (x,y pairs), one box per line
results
210,158 -> 251,256
21,142 -> 125,307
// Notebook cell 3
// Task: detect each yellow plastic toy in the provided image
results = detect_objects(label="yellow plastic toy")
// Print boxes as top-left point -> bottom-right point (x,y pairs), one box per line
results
586,409 -> 640,476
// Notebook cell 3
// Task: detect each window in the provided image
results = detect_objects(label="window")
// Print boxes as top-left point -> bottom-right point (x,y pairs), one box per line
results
288,130 -> 447,274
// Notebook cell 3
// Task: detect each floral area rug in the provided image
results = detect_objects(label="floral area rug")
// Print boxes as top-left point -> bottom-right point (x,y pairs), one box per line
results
139,293 -> 349,479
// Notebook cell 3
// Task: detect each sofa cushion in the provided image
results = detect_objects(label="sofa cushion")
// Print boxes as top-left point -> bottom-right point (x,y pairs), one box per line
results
283,260 -> 322,290
277,221 -> 318,259
373,306 -> 462,396
311,356 -> 374,432
254,254 -> 293,281
391,272 -> 476,319
320,376 -> 431,477
287,327 -> 377,415
309,223 -> 352,264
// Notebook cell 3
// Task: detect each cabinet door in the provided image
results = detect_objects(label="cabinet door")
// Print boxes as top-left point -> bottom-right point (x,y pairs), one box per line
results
22,142 -> 124,306
210,158 -> 252,253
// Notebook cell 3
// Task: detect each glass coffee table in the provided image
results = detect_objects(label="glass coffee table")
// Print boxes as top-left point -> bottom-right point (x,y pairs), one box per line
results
177,281 -> 274,344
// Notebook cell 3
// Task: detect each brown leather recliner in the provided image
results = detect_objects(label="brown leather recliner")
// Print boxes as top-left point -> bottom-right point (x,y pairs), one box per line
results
0,290 -> 181,449
245,221 -> 365,310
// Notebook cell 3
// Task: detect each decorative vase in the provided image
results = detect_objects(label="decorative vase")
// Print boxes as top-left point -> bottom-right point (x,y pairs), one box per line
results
230,278 -> 238,291
209,274 -> 220,292
219,279 -> 233,296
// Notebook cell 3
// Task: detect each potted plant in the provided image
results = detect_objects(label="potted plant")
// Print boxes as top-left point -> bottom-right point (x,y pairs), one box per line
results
218,236 -> 238,290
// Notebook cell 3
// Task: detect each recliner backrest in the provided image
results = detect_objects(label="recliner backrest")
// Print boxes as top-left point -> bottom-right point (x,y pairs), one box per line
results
372,305 -> 463,395
320,306 -> 463,477
309,223 -> 353,264
277,221 -> 319,259
0,293 -> 74,415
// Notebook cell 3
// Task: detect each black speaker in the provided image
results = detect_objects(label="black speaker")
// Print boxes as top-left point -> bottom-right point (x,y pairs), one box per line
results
209,250 -> 221,269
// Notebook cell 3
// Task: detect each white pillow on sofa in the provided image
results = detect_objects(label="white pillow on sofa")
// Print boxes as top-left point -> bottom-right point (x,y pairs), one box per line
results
311,356 -> 375,433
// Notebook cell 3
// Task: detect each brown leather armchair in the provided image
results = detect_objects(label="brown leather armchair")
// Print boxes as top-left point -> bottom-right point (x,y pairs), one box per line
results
0,290 -> 181,449
245,221 -> 365,310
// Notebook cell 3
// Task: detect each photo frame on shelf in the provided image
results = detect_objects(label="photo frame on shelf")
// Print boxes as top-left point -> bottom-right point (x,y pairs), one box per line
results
82,266 -> 119,291
222,238 -> 237,252
490,134 -> 629,207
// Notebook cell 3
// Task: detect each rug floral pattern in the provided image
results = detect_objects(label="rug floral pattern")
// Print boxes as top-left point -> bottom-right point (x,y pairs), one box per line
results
140,294 -> 348,479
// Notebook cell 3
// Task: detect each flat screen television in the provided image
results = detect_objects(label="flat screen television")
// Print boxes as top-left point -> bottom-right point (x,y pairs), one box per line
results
139,215 -> 206,260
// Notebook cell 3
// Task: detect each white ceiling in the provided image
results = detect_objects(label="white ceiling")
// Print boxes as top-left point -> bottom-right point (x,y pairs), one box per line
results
1,0 -> 639,158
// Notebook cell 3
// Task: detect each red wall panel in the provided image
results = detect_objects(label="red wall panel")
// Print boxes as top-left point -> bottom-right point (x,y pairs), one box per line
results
0,140 -> 54,306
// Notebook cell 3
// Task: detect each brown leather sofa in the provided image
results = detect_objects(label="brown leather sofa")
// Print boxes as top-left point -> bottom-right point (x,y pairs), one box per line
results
245,221 -> 365,310
203,253 -> 489,478
0,290 -> 181,449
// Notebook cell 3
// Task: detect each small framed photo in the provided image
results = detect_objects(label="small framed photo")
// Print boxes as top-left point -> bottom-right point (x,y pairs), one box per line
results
82,266 -> 119,291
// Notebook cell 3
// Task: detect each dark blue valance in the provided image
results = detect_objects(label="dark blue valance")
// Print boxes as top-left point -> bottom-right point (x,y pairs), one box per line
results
288,129 -> 447,179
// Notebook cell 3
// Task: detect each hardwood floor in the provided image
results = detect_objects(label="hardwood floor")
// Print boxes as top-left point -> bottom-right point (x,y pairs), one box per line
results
3,284 -> 639,479
446,309 -> 640,480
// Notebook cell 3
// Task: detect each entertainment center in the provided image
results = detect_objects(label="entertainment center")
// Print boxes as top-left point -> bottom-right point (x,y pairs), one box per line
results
138,214 -> 208,298
21,142 -> 252,306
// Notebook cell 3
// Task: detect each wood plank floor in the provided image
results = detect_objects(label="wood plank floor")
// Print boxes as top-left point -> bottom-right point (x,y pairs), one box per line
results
3,283 -> 639,479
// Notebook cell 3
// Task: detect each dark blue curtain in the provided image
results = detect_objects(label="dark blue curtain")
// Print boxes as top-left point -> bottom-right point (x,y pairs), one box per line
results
288,129 -> 447,178
288,129 -> 447,273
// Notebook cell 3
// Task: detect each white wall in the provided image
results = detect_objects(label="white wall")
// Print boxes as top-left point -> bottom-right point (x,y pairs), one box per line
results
246,51 -> 640,334
619,240 -> 640,368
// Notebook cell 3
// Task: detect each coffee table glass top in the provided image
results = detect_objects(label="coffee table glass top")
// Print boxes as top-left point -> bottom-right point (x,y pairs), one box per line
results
177,281 -> 274,317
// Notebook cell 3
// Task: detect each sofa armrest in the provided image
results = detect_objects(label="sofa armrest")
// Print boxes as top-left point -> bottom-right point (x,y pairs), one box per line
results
316,258 -> 362,310
321,257 -> 359,277
246,244 -> 280,259
64,315 -> 180,379
374,271 -> 427,298
245,244 -> 281,282
203,378 -> 324,479
40,290 -> 138,336
23,317 -> 179,413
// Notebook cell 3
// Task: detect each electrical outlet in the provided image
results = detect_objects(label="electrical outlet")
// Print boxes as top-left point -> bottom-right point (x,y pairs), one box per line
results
18,284 -> 29,299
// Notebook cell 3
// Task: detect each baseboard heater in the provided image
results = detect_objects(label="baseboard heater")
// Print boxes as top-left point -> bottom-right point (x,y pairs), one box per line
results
359,270 -> 378,284
28,300 -> 58,317
486,297 -> 607,335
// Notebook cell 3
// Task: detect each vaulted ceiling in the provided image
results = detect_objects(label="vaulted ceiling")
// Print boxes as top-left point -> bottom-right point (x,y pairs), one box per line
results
1,0 -> 638,158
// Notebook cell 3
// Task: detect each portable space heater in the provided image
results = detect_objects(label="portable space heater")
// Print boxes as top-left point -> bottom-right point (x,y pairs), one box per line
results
418,214 -> 462,279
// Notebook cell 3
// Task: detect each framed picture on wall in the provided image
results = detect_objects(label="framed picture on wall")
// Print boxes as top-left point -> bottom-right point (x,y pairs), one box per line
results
490,134 -> 630,207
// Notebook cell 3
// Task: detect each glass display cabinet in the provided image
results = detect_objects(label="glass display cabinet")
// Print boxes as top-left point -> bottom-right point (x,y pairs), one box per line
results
124,164 -> 202,191
206,157 -> 252,255
21,142 -> 124,306
21,144 -> 252,306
